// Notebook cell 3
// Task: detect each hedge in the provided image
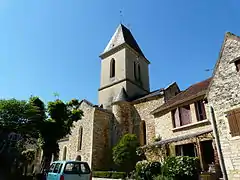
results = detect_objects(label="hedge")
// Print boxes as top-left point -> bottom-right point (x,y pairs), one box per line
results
92,171 -> 127,179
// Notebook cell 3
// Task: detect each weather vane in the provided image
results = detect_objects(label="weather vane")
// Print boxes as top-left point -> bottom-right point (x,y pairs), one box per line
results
119,10 -> 124,24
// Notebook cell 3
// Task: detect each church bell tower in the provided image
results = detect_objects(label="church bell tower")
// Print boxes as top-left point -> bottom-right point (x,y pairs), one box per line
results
98,24 -> 150,109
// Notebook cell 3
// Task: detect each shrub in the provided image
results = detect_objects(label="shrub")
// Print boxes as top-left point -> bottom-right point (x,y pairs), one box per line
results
135,160 -> 161,180
162,156 -> 200,180
92,171 -> 127,179
112,134 -> 140,172
153,175 -> 174,180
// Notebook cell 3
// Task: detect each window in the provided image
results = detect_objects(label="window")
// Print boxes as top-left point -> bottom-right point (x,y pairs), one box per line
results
140,120 -> 146,145
175,143 -> 196,157
137,64 -> 141,82
64,162 -> 90,174
53,163 -> 63,173
78,126 -> 83,151
62,147 -> 67,160
227,109 -> 240,137
195,100 -> 207,121
235,59 -> 240,72
48,163 -> 55,173
76,155 -> 81,161
134,62 -> 137,80
172,105 -> 192,128
110,59 -> 115,78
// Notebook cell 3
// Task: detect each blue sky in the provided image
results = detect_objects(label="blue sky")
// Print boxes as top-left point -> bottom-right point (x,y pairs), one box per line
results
0,0 -> 239,104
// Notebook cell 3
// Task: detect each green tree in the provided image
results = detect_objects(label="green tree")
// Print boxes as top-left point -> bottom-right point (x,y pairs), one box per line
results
30,97 -> 83,171
0,98 -> 40,177
112,134 -> 140,172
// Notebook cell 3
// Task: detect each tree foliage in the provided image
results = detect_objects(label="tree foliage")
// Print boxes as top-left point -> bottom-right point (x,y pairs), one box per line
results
112,134 -> 140,172
0,98 -> 41,177
0,97 -> 84,175
29,97 -> 83,171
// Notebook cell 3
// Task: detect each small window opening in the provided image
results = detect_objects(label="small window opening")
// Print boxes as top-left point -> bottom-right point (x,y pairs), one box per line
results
134,62 -> 137,80
235,59 -> 240,72
110,59 -> 115,78
138,64 -> 141,82
63,147 -> 67,160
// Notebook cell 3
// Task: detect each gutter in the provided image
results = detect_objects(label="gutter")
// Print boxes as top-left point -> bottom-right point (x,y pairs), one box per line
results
210,106 -> 228,180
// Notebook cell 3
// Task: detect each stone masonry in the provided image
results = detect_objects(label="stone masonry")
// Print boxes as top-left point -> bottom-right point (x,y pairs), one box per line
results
207,33 -> 240,180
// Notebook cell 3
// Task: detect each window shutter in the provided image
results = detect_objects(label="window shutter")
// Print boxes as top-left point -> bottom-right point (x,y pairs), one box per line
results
233,109 -> 240,136
227,110 -> 240,137
174,108 -> 181,127
200,101 -> 207,120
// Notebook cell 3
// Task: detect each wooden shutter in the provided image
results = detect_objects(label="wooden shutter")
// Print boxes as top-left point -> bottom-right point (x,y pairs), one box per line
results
180,105 -> 192,125
172,108 -> 181,127
200,101 -> 207,120
227,110 -> 240,137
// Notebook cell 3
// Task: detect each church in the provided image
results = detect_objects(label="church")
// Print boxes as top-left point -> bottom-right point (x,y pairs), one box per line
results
57,23 -> 180,170
56,24 -> 240,179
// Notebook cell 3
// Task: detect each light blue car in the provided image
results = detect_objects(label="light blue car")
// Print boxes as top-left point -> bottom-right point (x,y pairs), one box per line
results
46,160 -> 92,180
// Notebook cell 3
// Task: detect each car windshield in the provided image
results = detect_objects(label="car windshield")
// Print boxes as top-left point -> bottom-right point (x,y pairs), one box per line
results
64,162 -> 90,174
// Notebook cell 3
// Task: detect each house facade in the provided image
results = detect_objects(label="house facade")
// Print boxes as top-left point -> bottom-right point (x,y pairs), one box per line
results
149,78 -> 219,173
207,32 -> 240,180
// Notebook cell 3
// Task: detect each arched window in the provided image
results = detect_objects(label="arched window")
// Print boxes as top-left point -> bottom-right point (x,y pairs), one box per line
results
134,62 -> 137,80
138,64 -> 141,81
110,59 -> 115,78
62,146 -> 67,160
75,155 -> 81,161
78,126 -> 83,151
140,120 -> 146,145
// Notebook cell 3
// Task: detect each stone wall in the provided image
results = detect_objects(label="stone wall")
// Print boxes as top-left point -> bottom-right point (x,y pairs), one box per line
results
134,97 -> 165,144
58,101 -> 94,168
92,109 -> 113,170
207,33 -> 240,179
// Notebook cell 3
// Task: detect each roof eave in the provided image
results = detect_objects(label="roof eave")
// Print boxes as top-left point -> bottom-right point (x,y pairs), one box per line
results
151,91 -> 207,115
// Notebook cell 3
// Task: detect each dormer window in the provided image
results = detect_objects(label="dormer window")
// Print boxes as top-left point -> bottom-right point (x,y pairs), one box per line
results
110,59 -> 115,78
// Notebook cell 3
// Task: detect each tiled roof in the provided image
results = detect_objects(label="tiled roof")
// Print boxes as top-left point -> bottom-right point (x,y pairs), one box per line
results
142,128 -> 212,148
102,24 -> 145,58
151,77 -> 212,114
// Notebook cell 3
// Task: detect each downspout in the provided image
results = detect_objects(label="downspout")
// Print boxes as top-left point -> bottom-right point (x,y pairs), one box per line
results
210,106 -> 228,180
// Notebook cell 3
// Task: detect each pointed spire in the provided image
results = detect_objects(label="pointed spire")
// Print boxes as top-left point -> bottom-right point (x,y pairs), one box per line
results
101,24 -> 145,57
113,87 -> 128,103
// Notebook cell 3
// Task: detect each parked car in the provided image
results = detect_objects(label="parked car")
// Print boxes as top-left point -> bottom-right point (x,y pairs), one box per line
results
46,160 -> 92,180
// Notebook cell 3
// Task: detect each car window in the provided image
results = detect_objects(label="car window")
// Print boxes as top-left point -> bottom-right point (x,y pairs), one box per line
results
48,163 -> 55,173
58,163 -> 63,173
53,163 -> 61,173
64,162 -> 90,174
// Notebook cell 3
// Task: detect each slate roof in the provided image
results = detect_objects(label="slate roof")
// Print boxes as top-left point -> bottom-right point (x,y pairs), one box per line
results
132,88 -> 164,103
102,24 -> 145,58
151,77 -> 212,114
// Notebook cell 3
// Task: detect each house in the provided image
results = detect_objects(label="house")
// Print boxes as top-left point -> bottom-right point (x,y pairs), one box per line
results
149,78 -> 220,173
207,32 -> 240,180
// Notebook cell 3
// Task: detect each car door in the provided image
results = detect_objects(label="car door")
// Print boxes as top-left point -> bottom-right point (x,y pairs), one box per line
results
47,162 -> 63,180
63,162 -> 91,180
46,163 -> 56,180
